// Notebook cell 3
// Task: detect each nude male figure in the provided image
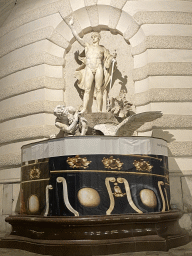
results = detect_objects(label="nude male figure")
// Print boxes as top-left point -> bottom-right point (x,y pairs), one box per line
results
69,18 -> 115,113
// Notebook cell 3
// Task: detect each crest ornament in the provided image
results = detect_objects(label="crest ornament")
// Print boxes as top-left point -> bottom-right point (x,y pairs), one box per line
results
113,181 -> 126,197
133,159 -> 153,172
102,156 -> 124,170
29,166 -> 41,180
67,155 -> 92,169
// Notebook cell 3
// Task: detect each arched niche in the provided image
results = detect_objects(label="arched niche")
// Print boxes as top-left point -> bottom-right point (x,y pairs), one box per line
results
52,5 -> 144,113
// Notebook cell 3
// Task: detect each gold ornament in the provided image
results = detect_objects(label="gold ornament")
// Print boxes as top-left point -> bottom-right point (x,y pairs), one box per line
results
102,156 -> 124,170
67,155 -> 92,169
113,184 -> 126,197
133,159 -> 153,172
29,166 -> 41,180
77,188 -> 100,207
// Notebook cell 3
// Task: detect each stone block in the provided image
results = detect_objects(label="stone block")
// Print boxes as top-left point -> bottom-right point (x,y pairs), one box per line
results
179,213 -> 192,234
70,0 -> 85,12
0,215 -> 9,233
169,175 -> 183,210
0,184 -> 3,215
129,28 -> 145,47
0,65 -> 63,93
148,76 -> 192,89
12,184 -> 20,215
116,11 -> 136,34
123,1 -> 192,16
0,13 -> 63,47
2,184 -> 13,215
136,102 -> 192,115
169,157 -> 192,173
54,20 -> 74,43
86,5 -> 99,28
98,5 -> 110,26
141,24 -> 192,37
75,8 -> 92,31
181,176 -> 192,212
97,0 -> 111,6
0,168 -> 21,184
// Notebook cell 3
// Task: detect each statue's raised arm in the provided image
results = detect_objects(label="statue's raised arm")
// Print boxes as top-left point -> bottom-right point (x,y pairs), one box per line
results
69,17 -> 87,48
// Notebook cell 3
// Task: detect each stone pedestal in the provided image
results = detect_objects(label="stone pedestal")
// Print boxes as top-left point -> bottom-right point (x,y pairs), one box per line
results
0,137 -> 189,254
1,211 -> 189,255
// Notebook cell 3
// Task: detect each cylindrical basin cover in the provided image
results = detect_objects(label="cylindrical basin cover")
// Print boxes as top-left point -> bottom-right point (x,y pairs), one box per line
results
21,137 -> 170,216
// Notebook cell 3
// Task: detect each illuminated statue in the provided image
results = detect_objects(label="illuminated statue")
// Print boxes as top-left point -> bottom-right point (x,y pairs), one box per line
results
69,17 -> 116,113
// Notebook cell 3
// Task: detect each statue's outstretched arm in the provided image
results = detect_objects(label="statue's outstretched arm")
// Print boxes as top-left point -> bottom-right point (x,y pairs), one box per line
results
69,17 -> 86,48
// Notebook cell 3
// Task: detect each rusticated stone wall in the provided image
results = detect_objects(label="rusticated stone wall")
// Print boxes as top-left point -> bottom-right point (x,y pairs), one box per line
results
0,0 -> 192,233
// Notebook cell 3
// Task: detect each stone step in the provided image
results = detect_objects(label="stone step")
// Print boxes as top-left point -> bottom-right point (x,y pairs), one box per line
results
0,233 -> 191,256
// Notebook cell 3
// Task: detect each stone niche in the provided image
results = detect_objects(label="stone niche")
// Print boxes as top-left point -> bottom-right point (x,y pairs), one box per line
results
64,30 -> 134,113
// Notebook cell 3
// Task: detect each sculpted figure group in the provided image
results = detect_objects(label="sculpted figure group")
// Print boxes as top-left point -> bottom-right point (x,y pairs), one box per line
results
50,18 -> 163,138
50,105 -> 88,138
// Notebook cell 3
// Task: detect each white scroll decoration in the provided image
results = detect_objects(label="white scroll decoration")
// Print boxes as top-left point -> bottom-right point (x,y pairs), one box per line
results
158,181 -> 166,212
44,185 -> 53,217
57,177 -> 79,216
120,178 -> 143,214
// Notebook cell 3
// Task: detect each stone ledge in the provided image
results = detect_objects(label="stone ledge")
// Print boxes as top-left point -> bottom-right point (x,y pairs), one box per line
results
134,88 -> 192,106
0,77 -> 64,101
133,63 -> 192,81
137,115 -> 192,131
0,26 -> 70,59
123,1 -> 192,16
0,125 -> 57,146
134,11 -> 192,25
132,36 -> 192,56
0,1 -> 64,38
49,30 -> 71,50
0,52 -> 64,80
0,27 -> 54,58
0,100 -> 63,123
0,152 -> 21,169
169,142 -> 192,157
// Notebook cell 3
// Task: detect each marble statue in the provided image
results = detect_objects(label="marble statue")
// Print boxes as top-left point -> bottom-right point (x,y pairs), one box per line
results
108,90 -> 133,118
94,111 -> 163,136
69,17 -> 116,113
50,105 -> 88,138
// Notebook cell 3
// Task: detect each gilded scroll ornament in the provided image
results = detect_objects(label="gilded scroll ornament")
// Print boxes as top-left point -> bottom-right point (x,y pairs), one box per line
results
133,159 -> 153,172
67,155 -> 92,169
29,166 -> 41,180
102,156 -> 123,170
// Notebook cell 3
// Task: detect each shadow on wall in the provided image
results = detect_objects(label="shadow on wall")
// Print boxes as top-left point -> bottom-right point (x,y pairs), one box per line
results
153,129 -> 192,234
